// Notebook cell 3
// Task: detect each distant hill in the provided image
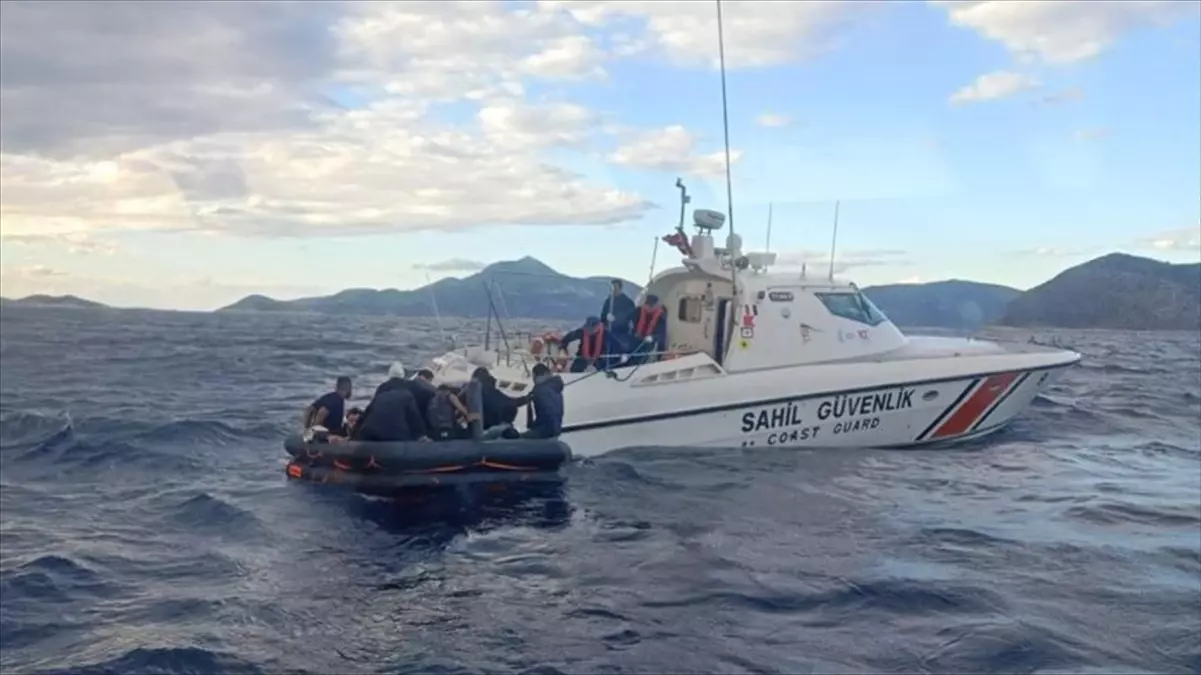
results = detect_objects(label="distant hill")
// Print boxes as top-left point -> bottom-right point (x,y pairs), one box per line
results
0,294 -> 109,309
218,256 -> 643,320
861,280 -> 1021,329
997,253 -> 1201,330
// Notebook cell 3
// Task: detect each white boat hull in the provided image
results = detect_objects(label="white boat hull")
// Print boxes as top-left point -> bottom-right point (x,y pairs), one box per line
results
552,364 -> 1069,457
429,340 -> 1081,458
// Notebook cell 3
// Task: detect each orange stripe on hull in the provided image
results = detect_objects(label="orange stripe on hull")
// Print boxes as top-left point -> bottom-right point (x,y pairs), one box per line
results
932,372 -> 1020,439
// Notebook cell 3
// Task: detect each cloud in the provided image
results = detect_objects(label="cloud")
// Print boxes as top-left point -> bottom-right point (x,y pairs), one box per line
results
949,70 -> 1039,105
0,0 -> 905,242
607,125 -> 741,177
519,35 -> 608,80
540,0 -> 880,69
772,248 -> 910,275
412,258 -> 486,273
1133,226 -> 1201,252
755,113 -> 793,128
9,264 -> 66,279
1072,127 -> 1111,142
0,231 -> 118,255
1013,246 -> 1091,257
1038,87 -> 1085,105
2,1 -> 703,239
0,0 -> 347,159
931,0 -> 1197,64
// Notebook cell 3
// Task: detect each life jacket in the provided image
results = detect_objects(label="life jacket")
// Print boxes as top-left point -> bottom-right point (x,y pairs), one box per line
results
634,305 -> 665,339
580,324 -> 605,359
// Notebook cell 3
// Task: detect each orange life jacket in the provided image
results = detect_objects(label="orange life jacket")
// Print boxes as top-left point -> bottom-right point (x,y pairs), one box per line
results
580,324 -> 605,359
634,305 -> 665,339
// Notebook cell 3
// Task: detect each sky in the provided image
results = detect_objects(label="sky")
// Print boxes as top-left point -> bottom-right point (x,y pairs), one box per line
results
0,0 -> 1198,311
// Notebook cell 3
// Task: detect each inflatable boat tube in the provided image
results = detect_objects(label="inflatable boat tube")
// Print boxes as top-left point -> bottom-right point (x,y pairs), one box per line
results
285,460 -> 566,492
283,432 -> 572,473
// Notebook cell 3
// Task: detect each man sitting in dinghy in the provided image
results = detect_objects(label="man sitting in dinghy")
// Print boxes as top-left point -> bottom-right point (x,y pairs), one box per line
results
427,384 -> 476,441
471,367 -> 522,439
375,362 -> 438,418
302,376 -> 353,434
520,363 -> 564,439
351,385 -> 429,443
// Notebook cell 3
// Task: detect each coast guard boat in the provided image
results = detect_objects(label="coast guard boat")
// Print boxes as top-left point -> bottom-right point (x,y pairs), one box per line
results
423,183 -> 1083,458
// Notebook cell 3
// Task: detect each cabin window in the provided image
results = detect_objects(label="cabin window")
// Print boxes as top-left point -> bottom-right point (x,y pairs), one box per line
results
677,295 -> 703,323
816,292 -> 888,326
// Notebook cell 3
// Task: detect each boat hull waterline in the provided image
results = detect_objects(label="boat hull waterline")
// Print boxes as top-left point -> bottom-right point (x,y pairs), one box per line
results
540,362 -> 1075,457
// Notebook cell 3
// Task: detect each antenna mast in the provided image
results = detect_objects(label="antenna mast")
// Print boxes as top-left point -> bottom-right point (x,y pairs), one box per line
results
765,202 -> 773,254
425,273 -> 447,345
827,200 -> 840,281
647,234 -> 660,285
716,0 -> 737,296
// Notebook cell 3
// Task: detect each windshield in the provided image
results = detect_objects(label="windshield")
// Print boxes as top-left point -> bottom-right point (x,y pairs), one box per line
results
815,292 -> 889,327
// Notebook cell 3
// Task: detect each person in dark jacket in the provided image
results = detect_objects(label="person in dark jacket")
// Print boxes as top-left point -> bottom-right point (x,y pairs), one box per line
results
375,362 -> 438,422
351,387 -> 428,442
521,363 -> 565,439
302,376 -> 353,431
427,384 -> 475,441
600,279 -> 636,348
470,367 -> 521,439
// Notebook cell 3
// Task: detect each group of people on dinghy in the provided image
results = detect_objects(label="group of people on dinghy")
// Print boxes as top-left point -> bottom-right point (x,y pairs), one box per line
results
539,278 -> 670,373
296,277 -> 662,444
301,361 -> 565,445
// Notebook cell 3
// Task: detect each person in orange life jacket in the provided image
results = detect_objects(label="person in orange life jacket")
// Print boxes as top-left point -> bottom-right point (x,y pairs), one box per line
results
560,316 -> 616,372
600,279 -> 635,347
627,293 -> 668,366
302,376 -> 352,432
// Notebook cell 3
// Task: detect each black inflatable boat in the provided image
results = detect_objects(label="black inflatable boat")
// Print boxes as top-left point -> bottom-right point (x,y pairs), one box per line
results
282,432 -> 573,495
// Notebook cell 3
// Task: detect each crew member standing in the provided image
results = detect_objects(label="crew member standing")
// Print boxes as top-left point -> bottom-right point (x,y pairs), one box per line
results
629,293 -> 668,365
600,279 -> 635,350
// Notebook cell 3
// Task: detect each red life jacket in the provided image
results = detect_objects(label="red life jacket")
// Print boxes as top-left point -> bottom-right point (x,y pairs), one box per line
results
580,324 -> 605,359
635,305 -> 665,338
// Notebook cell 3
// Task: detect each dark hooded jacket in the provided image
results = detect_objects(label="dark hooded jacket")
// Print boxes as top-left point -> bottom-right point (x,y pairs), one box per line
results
601,292 -> 636,334
376,377 -> 437,415
526,375 -> 565,437
474,369 -> 519,429
352,387 -> 427,442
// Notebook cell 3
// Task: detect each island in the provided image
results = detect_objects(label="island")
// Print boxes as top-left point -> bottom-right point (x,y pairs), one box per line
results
0,294 -> 109,310
861,280 -> 1021,330
217,256 -> 1021,328
218,256 -> 643,321
996,252 -> 1200,331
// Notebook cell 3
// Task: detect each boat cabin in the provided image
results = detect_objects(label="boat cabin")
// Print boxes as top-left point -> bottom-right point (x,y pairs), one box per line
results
634,207 -> 910,372
428,184 -> 914,386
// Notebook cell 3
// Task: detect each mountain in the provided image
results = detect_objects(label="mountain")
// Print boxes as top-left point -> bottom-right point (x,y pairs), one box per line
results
996,253 -> 1201,330
218,256 -> 643,320
861,280 -> 1021,330
0,294 -> 109,309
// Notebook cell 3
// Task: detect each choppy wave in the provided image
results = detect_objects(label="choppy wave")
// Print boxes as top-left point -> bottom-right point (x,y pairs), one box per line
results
1,307 -> 1198,674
